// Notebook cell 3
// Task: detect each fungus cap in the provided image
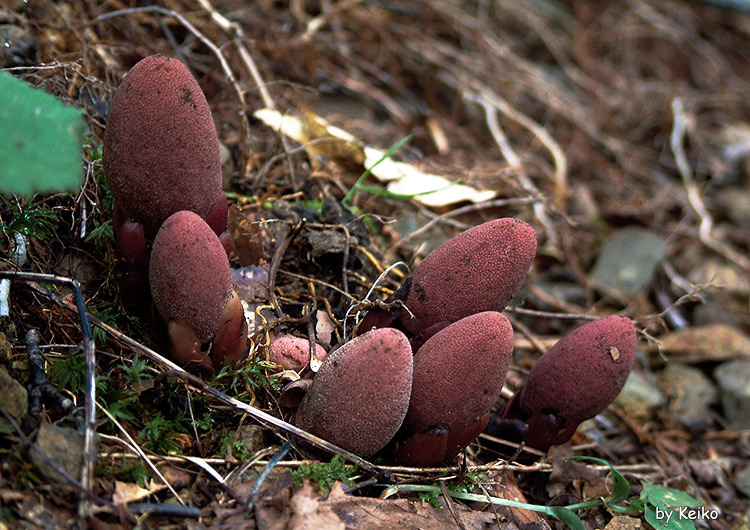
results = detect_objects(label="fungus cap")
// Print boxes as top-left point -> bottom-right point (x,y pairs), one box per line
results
149,211 -> 232,343
295,328 -> 413,457
398,218 -> 536,335
103,55 -> 222,237
519,315 -> 637,425
269,335 -> 328,372
403,311 -> 514,437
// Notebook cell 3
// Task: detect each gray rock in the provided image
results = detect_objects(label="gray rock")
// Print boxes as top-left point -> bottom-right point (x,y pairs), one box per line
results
0,366 -> 27,433
590,227 -> 667,295
236,424 -> 266,456
729,508 -> 750,530
714,359 -> 750,430
31,423 -> 93,483
0,24 -> 37,69
735,465 -> 750,498
659,363 -> 718,430
716,188 -> 750,225
614,370 -> 667,420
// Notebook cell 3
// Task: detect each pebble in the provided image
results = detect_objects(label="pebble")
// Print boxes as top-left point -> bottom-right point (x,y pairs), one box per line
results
0,366 -> 27,433
714,359 -> 750,430
590,227 -> 667,295
735,465 -> 750,498
30,423 -> 93,483
614,370 -> 666,420
659,363 -> 717,430
0,24 -> 38,69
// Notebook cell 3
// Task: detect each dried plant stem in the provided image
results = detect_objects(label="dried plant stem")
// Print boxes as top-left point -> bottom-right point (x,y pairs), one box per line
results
0,271 -> 96,518
670,98 -> 750,271
392,197 -> 538,250
474,89 -> 568,210
194,0 -> 275,110
96,409 -> 186,505
45,291 -> 383,476
474,93 -> 560,250
93,6 -> 247,117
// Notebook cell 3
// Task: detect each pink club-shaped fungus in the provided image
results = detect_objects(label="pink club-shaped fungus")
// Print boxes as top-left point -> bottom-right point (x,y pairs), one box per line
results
498,315 -> 637,452
104,54 -> 226,239
359,218 -> 536,340
397,311 -> 514,466
103,55 -> 231,296
149,211 -> 247,372
268,335 -> 328,372
295,328 -> 413,458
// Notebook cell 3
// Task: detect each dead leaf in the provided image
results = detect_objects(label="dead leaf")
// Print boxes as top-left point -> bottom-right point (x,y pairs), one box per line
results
255,109 -> 496,207
112,480 -> 166,505
547,445 -> 604,500
326,482 -> 502,530
288,482 -> 345,530
315,309 -> 336,350
472,470 -> 551,530
652,324 -> 750,363
228,205 -> 265,267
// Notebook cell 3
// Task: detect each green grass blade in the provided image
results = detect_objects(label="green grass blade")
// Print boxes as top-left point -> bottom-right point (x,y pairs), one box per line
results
342,133 -> 413,206
566,456 -> 632,505
381,484 -> 585,530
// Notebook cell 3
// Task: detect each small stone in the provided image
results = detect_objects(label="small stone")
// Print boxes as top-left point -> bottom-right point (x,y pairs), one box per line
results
715,359 -> 750,430
0,366 -> 27,433
716,188 -> 750,225
729,508 -> 750,530
614,370 -> 666,420
31,423 -> 95,483
735,465 -> 750,498
0,24 -> 38,69
659,363 -> 718,430
590,227 -> 667,295
533,281 -> 587,306
235,424 -> 266,456
306,230 -> 357,259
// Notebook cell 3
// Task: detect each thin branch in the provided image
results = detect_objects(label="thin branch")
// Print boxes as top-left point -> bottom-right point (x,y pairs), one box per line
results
670,98 -> 750,271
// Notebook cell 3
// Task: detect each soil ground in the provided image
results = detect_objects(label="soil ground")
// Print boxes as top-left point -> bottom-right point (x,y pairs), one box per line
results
1,1 -> 750,529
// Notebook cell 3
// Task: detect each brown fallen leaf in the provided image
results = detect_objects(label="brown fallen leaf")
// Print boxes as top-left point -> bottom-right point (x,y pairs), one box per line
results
547,445 -> 604,500
287,482 -> 345,530
326,482 -> 504,530
652,324 -> 750,363
228,205 -> 265,268
112,480 -> 167,505
470,470 -> 551,530
253,475 -> 514,530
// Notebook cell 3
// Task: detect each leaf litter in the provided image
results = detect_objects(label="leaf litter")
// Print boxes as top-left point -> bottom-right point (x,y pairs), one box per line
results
1,0 -> 750,528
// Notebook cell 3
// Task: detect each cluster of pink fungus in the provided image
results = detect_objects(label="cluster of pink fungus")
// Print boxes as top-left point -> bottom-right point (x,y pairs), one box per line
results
296,217 -> 638,465
103,55 -> 638,466
103,55 -> 246,372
